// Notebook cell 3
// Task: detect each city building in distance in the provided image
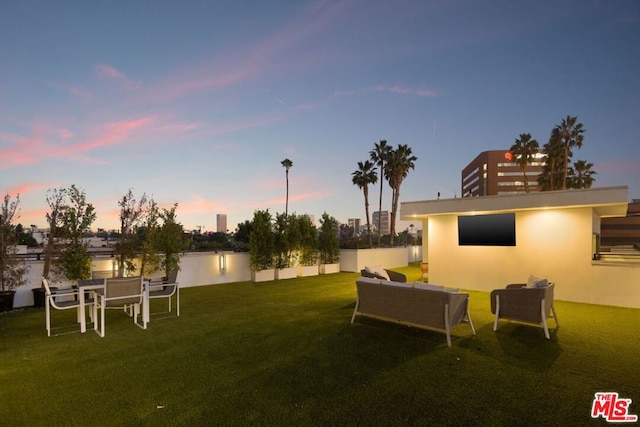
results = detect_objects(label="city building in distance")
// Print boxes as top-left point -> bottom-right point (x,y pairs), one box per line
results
216,214 -> 227,233
461,150 -> 544,197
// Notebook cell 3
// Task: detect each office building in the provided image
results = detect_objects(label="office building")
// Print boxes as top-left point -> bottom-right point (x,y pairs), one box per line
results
372,211 -> 391,236
348,218 -> 362,234
461,150 -> 544,197
216,214 -> 227,233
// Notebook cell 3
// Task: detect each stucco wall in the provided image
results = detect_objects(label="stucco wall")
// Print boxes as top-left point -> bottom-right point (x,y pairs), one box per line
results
12,251 -> 251,308
425,207 -> 640,308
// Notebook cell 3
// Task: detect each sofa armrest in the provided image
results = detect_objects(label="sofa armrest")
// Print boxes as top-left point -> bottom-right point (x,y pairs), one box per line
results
385,269 -> 407,283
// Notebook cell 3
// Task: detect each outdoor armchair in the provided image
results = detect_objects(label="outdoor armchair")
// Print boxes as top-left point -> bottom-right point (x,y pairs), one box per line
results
94,276 -> 145,337
490,281 -> 559,339
43,277 -> 93,337
147,270 -> 180,317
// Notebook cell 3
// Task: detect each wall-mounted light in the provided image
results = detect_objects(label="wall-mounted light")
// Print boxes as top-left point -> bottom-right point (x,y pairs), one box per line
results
219,254 -> 226,272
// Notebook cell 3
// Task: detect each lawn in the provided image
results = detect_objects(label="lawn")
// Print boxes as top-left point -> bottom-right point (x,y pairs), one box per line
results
1,264 -> 638,426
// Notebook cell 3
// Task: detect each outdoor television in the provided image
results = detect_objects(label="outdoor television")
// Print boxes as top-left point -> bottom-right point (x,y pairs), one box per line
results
457,213 -> 516,246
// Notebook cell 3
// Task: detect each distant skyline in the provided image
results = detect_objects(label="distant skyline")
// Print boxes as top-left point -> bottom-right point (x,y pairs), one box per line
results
1,1 -> 639,232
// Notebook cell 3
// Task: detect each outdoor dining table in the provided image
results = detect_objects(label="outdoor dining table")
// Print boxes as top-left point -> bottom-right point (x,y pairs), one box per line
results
77,279 -> 105,333
77,278 -> 151,333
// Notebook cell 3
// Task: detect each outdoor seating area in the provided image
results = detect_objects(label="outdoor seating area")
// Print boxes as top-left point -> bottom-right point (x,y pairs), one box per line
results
44,273 -> 180,338
1,264 -> 638,425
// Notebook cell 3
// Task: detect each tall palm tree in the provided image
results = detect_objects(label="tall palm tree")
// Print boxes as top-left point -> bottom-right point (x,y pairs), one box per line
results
570,160 -> 597,189
509,133 -> 539,193
384,144 -> 417,247
281,158 -> 293,218
555,115 -> 585,190
351,160 -> 377,248
369,140 -> 391,247
538,128 -> 565,191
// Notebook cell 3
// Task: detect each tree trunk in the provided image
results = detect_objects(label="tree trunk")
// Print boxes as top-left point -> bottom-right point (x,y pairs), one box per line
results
377,164 -> 383,247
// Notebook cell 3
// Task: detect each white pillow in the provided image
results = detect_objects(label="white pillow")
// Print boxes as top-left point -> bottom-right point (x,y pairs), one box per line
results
365,265 -> 390,280
446,288 -> 461,293
413,282 -> 445,292
527,274 -> 543,288
535,278 -> 549,288
382,280 -> 412,288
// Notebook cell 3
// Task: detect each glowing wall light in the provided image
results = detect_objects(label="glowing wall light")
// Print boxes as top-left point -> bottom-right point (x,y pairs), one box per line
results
219,254 -> 226,272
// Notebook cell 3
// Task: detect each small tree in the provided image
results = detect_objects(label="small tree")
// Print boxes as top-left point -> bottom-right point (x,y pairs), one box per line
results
318,212 -> 339,264
157,203 -> 188,279
138,198 -> 161,278
297,214 -> 317,266
43,187 -> 67,280
0,194 -> 29,292
249,209 -> 274,271
114,189 -> 147,276
274,212 -> 293,269
56,185 -> 96,282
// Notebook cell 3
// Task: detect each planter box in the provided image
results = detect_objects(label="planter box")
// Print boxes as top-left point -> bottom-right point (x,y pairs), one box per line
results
297,265 -> 319,277
319,263 -> 340,274
251,269 -> 275,283
275,267 -> 297,280
0,290 -> 16,312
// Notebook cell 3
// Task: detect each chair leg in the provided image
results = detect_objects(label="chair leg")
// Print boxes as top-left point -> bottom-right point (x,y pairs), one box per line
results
466,309 -> 476,336
493,296 -> 500,331
350,297 -> 360,324
98,299 -> 106,337
176,287 -> 180,316
444,303 -> 452,347
541,301 -> 550,339
551,302 -> 559,327
45,298 -> 51,337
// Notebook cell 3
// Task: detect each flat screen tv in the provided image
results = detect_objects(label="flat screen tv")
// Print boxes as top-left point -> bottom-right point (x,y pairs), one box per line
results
458,213 -> 516,246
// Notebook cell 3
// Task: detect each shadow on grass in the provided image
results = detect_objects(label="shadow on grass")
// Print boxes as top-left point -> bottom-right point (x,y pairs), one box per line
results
471,321 -> 563,372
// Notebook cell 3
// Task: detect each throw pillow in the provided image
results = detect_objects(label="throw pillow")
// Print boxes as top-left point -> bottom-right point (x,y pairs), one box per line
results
527,274 -> 543,288
365,265 -> 390,281
534,278 -> 549,288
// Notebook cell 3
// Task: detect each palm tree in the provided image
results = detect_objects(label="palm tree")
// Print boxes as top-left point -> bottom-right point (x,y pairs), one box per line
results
509,133 -> 539,193
384,144 -> 417,247
369,140 -> 391,247
538,128 -> 565,191
570,160 -> 597,189
281,158 -> 293,218
351,160 -> 377,248
555,115 -> 585,190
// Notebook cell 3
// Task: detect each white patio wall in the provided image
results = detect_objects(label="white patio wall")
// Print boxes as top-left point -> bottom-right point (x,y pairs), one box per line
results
423,208 -> 640,309
11,247 -> 423,308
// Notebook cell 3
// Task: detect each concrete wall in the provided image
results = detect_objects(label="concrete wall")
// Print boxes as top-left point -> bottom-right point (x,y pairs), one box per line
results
12,247 -> 424,308
424,207 -> 640,309
12,251 -> 251,309
340,247 -> 409,272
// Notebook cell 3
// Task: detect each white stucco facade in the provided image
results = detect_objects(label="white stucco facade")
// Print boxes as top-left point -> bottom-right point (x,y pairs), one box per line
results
401,186 -> 640,309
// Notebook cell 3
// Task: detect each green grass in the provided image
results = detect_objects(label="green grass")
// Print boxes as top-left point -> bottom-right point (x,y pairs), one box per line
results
1,264 -> 638,426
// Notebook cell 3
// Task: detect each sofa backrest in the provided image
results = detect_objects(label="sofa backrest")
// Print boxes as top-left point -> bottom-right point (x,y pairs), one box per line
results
355,278 -> 468,329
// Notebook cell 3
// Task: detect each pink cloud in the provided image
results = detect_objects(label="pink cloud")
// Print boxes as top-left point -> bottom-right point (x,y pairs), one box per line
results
0,117 -> 157,168
3,182 -> 50,197
95,63 -> 141,90
376,84 -> 438,97
256,190 -> 332,209
149,1 -> 353,102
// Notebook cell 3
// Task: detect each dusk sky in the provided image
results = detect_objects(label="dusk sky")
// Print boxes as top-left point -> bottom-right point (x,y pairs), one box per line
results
2,1 -> 639,233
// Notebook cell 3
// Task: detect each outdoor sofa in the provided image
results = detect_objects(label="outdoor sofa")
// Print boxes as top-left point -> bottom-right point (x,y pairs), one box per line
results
351,270 -> 476,347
